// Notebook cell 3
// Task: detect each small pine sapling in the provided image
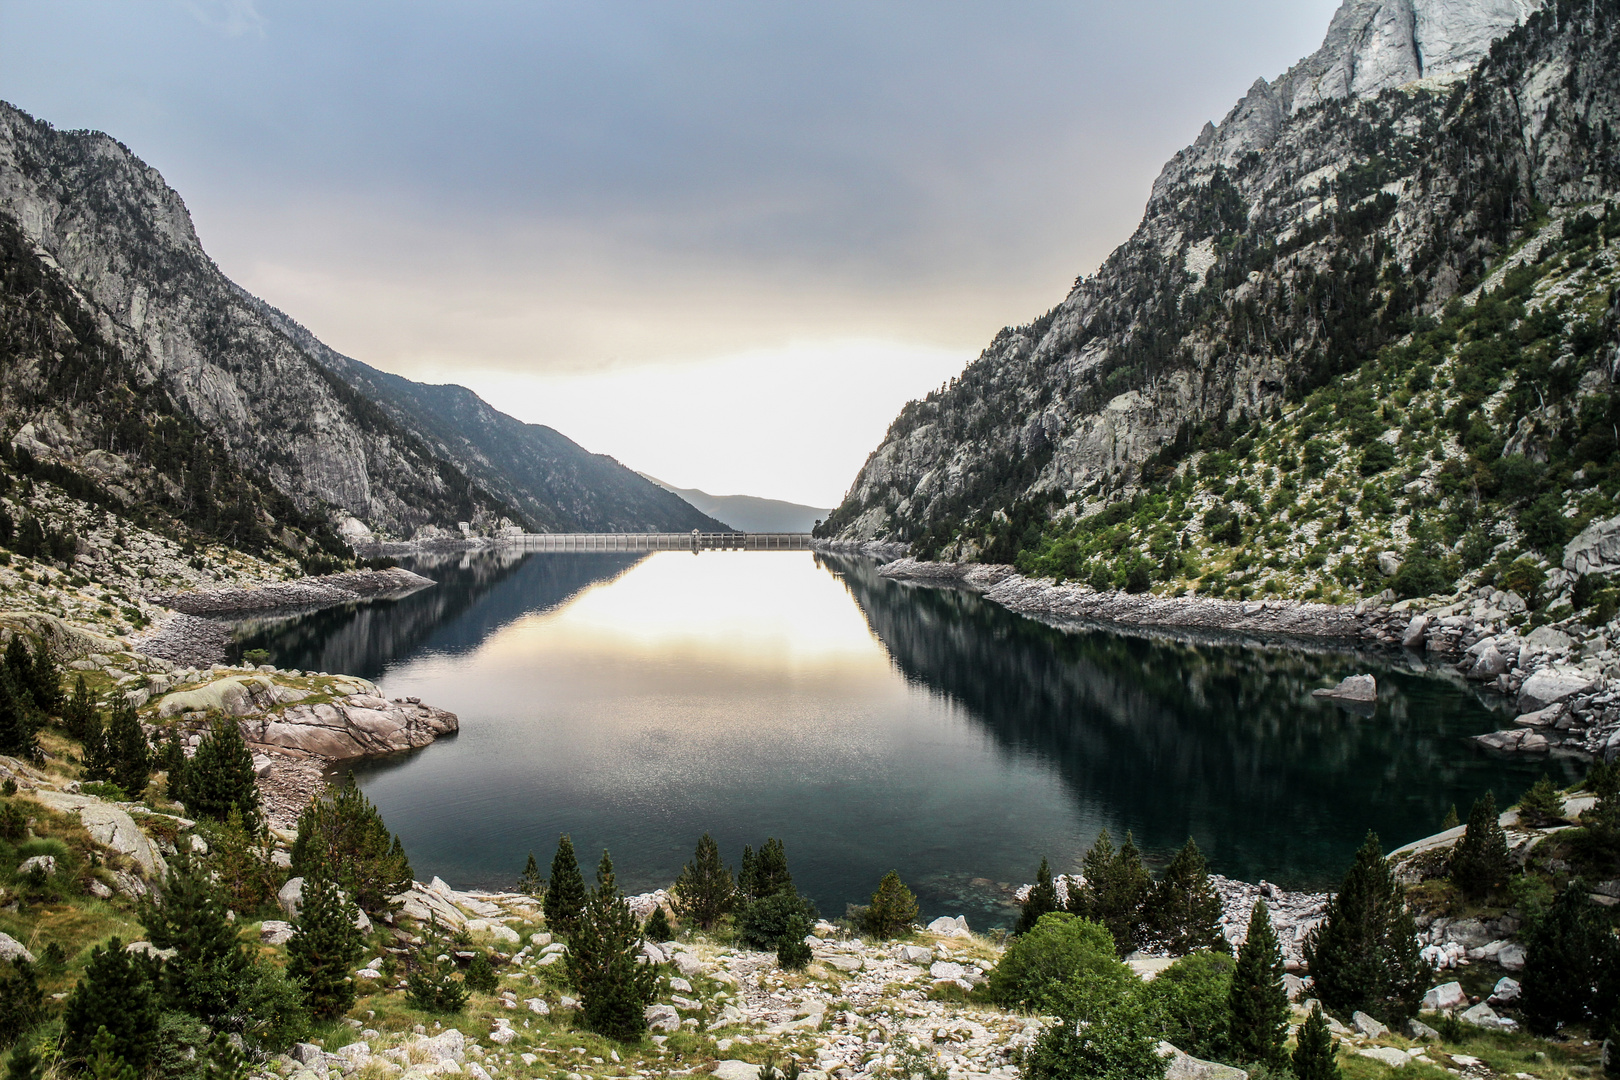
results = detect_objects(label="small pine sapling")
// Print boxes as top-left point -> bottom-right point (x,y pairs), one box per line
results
464,952 -> 500,995
545,834 -> 588,935
286,867 -> 366,1019
1228,900 -> 1289,1068
673,832 -> 735,930
517,851 -> 545,897
644,905 -> 673,942
861,870 -> 919,939
1450,792 -> 1511,899
1292,1004 -> 1343,1080
1015,858 -> 1059,936
1517,775 -> 1567,826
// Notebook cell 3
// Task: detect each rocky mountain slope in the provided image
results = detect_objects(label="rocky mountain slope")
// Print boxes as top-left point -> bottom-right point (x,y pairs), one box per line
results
0,100 -> 716,540
643,476 -> 830,533
821,0 -> 1620,615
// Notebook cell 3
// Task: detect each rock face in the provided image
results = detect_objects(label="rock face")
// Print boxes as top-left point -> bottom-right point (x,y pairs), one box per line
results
1312,674 -> 1378,703
31,792 -> 168,878
1565,514 -> 1620,575
0,100 -> 723,539
820,0 -> 1612,564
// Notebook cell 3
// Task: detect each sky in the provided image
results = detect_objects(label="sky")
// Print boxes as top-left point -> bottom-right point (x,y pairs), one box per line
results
0,0 -> 1340,508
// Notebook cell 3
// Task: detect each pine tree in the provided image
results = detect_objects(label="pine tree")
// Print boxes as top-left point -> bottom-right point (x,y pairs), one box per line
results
738,844 -> 758,900
286,866 -> 365,1019
22,642 -> 60,718
1146,837 -> 1227,956
0,959 -> 40,1047
1440,805 -> 1459,831
63,676 -> 94,740
1292,1004 -> 1343,1080
212,806 -> 276,911
465,952 -> 499,994
105,702 -> 151,797
291,774 -> 411,915
160,727 -> 188,802
517,852 -> 545,897
1304,832 -> 1429,1025
1521,879 -> 1620,1035
61,938 -> 159,1072
1078,831 -> 1153,955
405,918 -> 469,1013
1450,792 -> 1511,899
544,834 -> 588,935
0,642 -> 33,716
644,906 -> 673,942
861,871 -> 919,939
1518,776 -> 1568,826
5,1040 -> 41,1080
749,838 -> 793,900
140,850 -> 251,1026
1016,857 -> 1060,936
87,1027 -> 137,1080
0,675 -> 36,761
80,711 -> 115,786
566,850 -> 658,1042
1229,900 -> 1289,1068
1071,829 -> 1117,920
673,833 -> 734,929
186,716 -> 260,822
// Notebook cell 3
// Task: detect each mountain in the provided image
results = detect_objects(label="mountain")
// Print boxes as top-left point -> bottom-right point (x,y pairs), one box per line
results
823,0 -> 1620,613
641,477 -> 830,533
0,100 -> 720,539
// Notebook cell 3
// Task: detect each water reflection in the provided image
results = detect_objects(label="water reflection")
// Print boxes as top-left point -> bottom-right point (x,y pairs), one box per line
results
238,550 -> 1572,922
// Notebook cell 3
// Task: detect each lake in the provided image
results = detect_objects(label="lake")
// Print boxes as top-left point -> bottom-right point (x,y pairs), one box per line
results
231,549 -> 1572,928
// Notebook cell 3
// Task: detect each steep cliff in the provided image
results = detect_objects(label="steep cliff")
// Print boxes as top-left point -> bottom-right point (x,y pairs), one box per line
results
822,0 -> 1620,611
0,100 -> 717,539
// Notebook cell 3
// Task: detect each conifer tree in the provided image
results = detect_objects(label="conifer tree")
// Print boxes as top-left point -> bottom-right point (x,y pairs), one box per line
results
61,938 -> 159,1072
861,871 -> 919,939
213,806 -> 276,911
286,865 -> 365,1019
1071,829 -> 1117,920
186,715 -> 260,822
79,711 -> 115,786
22,642 -> 60,718
517,852 -> 545,897
0,676 -> 36,761
748,838 -> 793,900
0,642 -> 33,716
1229,900 -> 1289,1068
105,702 -> 151,797
544,834 -> 588,935
1304,832 -> 1428,1025
465,952 -> 499,994
1518,776 -> 1567,826
1440,805 -> 1459,831
738,844 -> 758,900
644,905 -> 673,942
1146,837 -> 1227,956
140,850 -> 251,1026
5,1040 -> 41,1080
63,676 -> 94,740
673,833 -> 734,930
291,774 -> 411,915
405,917 -> 468,1013
160,727 -> 188,801
1292,1004 -> 1342,1080
1449,792 -> 1511,900
567,850 -> 658,1041
1016,857 -> 1060,936
0,959 -> 40,1047
1521,879 -> 1620,1035
1077,830 -> 1152,954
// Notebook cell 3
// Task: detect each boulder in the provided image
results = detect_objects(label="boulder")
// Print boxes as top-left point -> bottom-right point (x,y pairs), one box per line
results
1406,1019 -> 1439,1041
925,915 -> 971,937
526,998 -> 550,1015
712,1062 -> 762,1080
260,920 -> 295,946
1497,943 -> 1526,971
1420,981 -> 1467,1012
1358,1047 -> 1411,1069
1519,669 -> 1596,713
1468,645 -> 1508,681
895,944 -> 933,964
291,1043 -> 324,1067
1489,977 -> 1521,1004
1377,552 -> 1403,577
488,1019 -> 517,1045
929,961 -> 967,981
1460,1002 -> 1505,1028
1402,615 -> 1431,649
1159,1043 -> 1248,1080
0,933 -> 35,964
413,1028 -> 465,1063
278,877 -> 305,917
1564,513 -> 1620,575
1352,1011 -> 1388,1038
645,1004 -> 680,1032
17,855 -> 54,876
1312,675 -> 1377,702
1523,626 -> 1576,656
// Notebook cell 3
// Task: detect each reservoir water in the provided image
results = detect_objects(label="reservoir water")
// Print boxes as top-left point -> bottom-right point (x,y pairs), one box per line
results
232,550 -> 1572,927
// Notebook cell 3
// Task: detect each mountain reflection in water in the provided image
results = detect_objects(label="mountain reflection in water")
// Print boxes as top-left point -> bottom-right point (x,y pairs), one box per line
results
235,550 -> 1570,924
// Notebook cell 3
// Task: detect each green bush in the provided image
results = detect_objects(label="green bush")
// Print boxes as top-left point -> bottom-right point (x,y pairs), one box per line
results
987,912 -> 1134,1016
464,952 -> 499,995
861,871 -> 919,939
1390,553 -> 1450,599
1020,991 -> 1167,1080
736,891 -> 820,951
1143,950 -> 1234,1062
1359,441 -> 1396,476
291,775 -> 411,916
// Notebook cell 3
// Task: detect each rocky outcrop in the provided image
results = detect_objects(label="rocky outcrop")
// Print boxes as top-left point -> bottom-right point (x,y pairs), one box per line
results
1564,513 -> 1620,576
147,567 -> 434,616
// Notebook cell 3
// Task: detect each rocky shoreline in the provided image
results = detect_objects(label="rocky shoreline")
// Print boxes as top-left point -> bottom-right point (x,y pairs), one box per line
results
864,555 -> 1620,762
147,566 -> 435,616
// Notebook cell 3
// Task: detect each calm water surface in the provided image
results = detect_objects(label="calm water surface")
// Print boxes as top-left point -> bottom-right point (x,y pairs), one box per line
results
232,550 -> 1573,927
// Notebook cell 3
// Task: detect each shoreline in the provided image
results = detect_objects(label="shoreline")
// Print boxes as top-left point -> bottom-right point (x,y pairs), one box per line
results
851,552 -> 1620,762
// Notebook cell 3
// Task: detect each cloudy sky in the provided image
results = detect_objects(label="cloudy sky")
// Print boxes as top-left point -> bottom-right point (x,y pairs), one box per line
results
0,0 -> 1338,508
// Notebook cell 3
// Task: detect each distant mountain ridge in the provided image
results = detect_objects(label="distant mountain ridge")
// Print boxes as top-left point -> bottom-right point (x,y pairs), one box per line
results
0,99 -> 720,539
640,477 -> 829,533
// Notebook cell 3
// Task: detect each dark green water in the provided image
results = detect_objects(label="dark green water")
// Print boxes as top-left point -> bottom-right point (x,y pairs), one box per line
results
232,550 -> 1575,927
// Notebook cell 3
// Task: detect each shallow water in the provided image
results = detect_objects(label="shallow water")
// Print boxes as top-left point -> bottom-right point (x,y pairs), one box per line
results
233,550 -> 1574,927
